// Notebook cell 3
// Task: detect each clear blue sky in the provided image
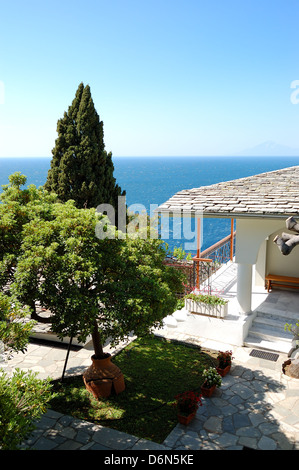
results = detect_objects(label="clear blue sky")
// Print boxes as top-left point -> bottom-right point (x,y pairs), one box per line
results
1,0 -> 299,157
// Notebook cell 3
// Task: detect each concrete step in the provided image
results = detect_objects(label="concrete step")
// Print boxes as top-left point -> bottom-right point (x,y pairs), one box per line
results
172,309 -> 189,322
244,335 -> 291,354
248,324 -> 292,343
244,304 -> 297,353
253,315 -> 293,335
162,315 -> 178,328
245,312 -> 293,353
257,305 -> 298,322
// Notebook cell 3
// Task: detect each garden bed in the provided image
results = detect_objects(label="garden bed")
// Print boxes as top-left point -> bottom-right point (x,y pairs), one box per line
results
49,335 -> 218,443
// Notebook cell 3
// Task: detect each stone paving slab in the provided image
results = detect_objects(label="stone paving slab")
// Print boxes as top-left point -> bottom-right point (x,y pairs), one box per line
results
2,309 -> 299,451
13,335 -> 299,451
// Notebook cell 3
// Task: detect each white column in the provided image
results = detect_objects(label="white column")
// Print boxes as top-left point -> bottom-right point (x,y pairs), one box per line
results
237,263 -> 253,315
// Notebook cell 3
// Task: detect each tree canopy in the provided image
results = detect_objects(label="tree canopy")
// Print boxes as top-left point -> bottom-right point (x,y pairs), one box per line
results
45,82 -> 125,216
12,198 -> 183,357
1,173 -> 183,359
0,172 -> 57,292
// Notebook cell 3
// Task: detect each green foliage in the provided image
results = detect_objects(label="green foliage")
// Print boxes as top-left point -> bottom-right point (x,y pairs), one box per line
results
0,172 -> 57,289
45,82 -> 125,213
173,245 -> 192,261
0,369 -> 53,450
202,367 -> 222,388
0,272 -> 53,450
0,292 -> 35,356
184,292 -> 227,306
12,192 -> 183,354
49,336 -> 214,443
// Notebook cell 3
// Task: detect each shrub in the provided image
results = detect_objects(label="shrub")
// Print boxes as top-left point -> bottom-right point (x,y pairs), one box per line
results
0,369 -> 53,450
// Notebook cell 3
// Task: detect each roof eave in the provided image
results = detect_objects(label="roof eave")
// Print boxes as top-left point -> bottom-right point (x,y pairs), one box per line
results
155,208 -> 298,219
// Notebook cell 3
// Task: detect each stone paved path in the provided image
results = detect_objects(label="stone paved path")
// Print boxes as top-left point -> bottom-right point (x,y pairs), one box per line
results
163,358 -> 299,450
2,285 -> 299,451
6,333 -> 297,451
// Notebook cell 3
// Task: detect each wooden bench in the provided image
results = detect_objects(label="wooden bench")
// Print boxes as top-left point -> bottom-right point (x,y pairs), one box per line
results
265,274 -> 299,292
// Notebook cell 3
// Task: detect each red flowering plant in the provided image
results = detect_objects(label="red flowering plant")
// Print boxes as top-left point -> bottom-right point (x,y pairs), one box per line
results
175,390 -> 202,416
217,350 -> 234,369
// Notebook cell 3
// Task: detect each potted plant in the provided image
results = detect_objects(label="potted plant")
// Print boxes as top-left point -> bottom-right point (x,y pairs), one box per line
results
175,390 -> 202,425
201,367 -> 222,397
216,350 -> 234,377
184,291 -> 228,318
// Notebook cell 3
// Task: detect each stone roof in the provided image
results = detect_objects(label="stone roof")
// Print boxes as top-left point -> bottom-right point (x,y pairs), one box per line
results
156,165 -> 299,219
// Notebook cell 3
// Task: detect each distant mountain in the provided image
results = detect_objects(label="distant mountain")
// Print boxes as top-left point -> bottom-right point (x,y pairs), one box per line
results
235,141 -> 299,157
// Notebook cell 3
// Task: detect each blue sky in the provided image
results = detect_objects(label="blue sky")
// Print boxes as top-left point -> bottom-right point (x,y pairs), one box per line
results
1,0 -> 299,157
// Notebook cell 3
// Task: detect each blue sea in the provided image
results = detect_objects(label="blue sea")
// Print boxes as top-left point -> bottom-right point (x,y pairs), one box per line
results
1,156 -> 299,253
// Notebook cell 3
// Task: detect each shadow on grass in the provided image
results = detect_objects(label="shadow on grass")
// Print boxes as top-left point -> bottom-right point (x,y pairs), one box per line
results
49,335 -> 217,443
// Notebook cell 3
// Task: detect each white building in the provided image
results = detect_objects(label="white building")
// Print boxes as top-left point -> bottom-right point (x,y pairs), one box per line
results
156,165 -> 299,353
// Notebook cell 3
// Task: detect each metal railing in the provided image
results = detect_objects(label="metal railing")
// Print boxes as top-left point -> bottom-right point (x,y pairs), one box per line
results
193,231 -> 236,292
164,230 -> 236,296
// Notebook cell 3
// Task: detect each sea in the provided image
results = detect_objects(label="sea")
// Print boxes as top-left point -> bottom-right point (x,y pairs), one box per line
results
1,155 -> 299,254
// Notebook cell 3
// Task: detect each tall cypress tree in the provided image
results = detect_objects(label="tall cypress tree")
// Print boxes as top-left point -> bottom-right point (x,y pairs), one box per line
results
45,83 -> 125,217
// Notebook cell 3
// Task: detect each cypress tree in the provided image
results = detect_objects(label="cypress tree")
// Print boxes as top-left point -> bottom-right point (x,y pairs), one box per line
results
45,82 -> 125,218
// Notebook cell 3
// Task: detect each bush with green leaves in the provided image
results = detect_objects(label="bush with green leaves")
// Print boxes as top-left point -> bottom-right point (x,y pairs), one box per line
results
0,292 -> 35,357
0,293 -> 53,450
0,368 -> 53,450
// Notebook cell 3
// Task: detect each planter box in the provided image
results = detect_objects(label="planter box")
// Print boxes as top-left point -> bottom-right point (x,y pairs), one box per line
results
185,299 -> 228,319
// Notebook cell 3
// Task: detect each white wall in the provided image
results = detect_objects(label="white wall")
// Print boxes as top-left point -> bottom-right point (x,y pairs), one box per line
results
266,227 -> 299,277
235,218 -> 285,265
235,217 -> 299,285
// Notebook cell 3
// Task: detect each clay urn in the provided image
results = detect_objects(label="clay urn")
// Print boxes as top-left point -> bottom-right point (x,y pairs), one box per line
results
83,353 -> 125,399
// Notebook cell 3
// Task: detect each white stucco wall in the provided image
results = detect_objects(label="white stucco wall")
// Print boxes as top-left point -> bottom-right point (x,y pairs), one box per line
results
266,227 -> 299,277
235,218 -> 286,265
235,217 -> 299,284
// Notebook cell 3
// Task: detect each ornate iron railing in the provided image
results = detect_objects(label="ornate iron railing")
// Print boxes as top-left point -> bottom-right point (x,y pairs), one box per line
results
164,230 -> 236,296
192,231 -> 236,292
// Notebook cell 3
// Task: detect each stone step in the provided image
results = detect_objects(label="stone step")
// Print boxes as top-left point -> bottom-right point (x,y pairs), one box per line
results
244,335 -> 291,354
249,324 -> 292,343
172,309 -> 189,322
256,305 -> 298,323
253,315 -> 293,335
162,315 -> 178,328
244,316 -> 293,353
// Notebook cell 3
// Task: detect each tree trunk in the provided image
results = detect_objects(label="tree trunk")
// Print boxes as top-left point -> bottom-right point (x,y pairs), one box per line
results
30,301 -> 52,323
91,321 -> 105,359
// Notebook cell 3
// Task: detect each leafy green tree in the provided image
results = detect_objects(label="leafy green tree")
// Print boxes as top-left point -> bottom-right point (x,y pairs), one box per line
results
45,82 -> 125,218
0,173 -> 57,322
13,202 -> 183,359
0,292 -> 35,356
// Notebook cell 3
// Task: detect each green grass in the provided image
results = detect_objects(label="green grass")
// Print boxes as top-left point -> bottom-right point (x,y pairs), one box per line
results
49,335 -> 218,443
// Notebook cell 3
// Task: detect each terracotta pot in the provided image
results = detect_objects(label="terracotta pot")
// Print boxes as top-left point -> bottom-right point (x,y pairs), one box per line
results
216,365 -> 231,377
200,382 -> 216,398
177,410 -> 196,425
83,354 -> 125,399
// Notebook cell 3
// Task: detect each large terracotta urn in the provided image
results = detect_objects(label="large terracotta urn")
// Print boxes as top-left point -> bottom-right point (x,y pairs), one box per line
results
83,353 -> 125,399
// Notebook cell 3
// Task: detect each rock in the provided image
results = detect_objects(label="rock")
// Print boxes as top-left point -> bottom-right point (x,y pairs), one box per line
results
282,359 -> 299,379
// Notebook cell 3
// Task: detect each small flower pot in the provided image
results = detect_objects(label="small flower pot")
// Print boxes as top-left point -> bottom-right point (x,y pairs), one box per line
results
177,410 -> 196,425
216,365 -> 231,377
200,382 -> 216,398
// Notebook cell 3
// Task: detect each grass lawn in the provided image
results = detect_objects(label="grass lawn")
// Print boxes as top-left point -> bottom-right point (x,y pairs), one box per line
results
49,335 -> 218,443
